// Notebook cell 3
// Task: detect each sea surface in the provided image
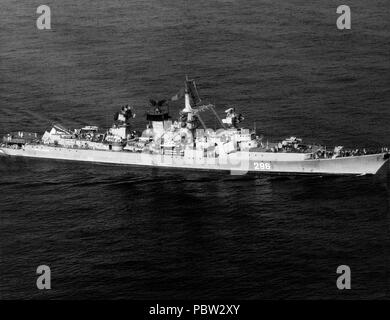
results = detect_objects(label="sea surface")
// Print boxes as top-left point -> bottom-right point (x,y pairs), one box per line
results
0,0 -> 389,299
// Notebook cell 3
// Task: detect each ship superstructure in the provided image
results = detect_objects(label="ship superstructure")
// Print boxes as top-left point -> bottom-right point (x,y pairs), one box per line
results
1,78 -> 389,176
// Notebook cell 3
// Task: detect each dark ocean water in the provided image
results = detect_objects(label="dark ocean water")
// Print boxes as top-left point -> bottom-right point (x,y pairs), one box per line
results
0,0 -> 389,299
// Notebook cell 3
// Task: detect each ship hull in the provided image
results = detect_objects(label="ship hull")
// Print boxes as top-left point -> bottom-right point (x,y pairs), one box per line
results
0,145 -> 388,176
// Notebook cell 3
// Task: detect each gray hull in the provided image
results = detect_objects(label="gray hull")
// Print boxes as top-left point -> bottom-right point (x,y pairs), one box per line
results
0,145 -> 388,176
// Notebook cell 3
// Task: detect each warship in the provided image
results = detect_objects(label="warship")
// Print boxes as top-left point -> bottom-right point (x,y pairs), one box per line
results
1,78 -> 389,176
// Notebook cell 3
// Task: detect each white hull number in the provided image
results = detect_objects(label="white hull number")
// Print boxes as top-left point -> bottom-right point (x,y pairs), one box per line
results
253,162 -> 271,170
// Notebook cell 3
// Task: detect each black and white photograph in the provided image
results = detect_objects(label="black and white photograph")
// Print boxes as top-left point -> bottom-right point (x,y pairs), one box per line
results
0,0 -> 389,311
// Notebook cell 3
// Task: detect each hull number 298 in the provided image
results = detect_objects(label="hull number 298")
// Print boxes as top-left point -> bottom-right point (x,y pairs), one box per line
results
253,162 -> 271,170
